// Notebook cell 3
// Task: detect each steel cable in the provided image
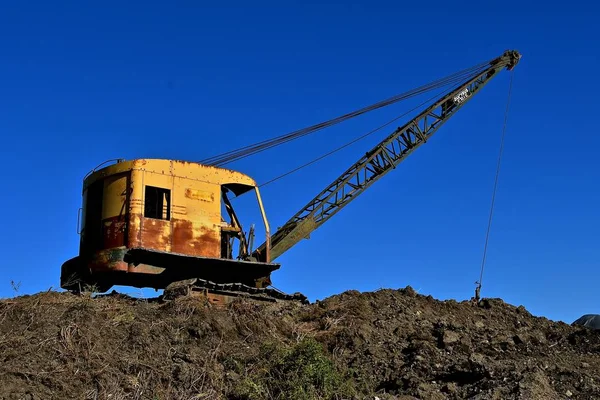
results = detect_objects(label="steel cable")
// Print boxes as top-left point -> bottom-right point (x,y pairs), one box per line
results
258,87 -> 451,188
476,70 -> 515,300
204,67 -> 486,166
200,59 -> 493,167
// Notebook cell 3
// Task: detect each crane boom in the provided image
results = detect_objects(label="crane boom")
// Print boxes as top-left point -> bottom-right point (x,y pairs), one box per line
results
253,50 -> 521,262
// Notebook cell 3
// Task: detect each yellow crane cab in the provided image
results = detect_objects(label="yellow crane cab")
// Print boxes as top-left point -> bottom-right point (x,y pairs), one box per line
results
60,158 -> 277,294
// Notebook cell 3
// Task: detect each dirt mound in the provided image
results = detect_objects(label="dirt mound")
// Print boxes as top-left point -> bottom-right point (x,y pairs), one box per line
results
1,287 -> 599,399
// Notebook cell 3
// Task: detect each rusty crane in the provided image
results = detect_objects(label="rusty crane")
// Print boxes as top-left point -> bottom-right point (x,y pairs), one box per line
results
60,50 -> 521,304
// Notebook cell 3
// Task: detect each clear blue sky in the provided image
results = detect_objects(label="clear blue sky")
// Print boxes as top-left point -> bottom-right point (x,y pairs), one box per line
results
1,1 -> 598,324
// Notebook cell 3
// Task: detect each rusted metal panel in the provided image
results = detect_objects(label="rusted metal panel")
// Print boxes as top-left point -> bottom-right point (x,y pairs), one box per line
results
102,216 -> 127,249
87,247 -> 129,272
127,213 -> 142,248
141,217 -> 172,252
125,168 -> 224,258
172,219 -> 220,258
137,170 -> 174,252
85,248 -> 166,275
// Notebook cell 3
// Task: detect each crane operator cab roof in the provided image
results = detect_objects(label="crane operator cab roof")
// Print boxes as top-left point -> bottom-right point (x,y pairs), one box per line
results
83,158 -> 258,196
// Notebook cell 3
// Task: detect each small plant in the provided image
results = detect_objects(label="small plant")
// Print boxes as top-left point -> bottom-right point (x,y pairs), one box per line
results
10,280 -> 21,294
232,337 -> 356,400
232,378 -> 268,400
273,337 -> 342,399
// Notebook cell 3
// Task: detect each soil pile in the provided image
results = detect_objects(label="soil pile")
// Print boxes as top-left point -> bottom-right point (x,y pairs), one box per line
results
1,287 -> 599,399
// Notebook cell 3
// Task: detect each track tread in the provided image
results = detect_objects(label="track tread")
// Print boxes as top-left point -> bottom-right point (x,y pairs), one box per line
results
189,278 -> 309,304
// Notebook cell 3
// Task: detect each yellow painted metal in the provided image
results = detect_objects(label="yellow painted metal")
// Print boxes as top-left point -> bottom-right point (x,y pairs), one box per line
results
84,159 -> 261,259
84,159 -> 257,192
101,173 -> 128,220
61,157 -> 278,293
254,187 -> 271,262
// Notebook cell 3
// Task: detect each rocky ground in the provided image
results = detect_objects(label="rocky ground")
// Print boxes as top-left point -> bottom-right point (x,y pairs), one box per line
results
1,287 -> 599,399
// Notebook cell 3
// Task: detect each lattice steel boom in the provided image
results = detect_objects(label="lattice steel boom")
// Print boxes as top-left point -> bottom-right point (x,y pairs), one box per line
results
254,50 -> 521,262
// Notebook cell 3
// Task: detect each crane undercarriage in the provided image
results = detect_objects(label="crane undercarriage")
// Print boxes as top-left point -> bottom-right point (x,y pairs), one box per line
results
62,246 -> 308,305
161,278 -> 309,305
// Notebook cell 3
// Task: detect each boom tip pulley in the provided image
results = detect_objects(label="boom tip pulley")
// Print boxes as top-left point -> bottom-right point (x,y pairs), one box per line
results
499,49 -> 521,70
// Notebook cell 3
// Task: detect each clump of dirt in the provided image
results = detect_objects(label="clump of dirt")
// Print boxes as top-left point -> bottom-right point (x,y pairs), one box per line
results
0,287 -> 599,399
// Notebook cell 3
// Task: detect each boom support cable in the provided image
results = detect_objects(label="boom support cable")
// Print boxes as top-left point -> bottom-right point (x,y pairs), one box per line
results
257,88 -> 450,188
475,70 -> 515,301
200,60 -> 493,167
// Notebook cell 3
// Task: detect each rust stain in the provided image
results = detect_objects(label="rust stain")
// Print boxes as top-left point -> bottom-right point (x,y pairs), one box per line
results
172,219 -> 193,247
87,248 -> 128,272
102,216 -> 127,249
127,213 -> 142,248
185,188 -> 214,202
196,230 -> 220,258
141,218 -> 172,252
172,219 -> 220,258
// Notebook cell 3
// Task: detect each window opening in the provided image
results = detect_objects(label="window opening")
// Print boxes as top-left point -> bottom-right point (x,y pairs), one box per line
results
220,187 -> 249,259
144,186 -> 171,220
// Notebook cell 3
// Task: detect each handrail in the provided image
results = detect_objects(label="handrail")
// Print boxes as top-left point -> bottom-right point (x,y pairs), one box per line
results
83,158 -> 125,180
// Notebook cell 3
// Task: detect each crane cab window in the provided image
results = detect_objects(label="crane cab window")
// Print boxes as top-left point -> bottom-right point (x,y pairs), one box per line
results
144,186 -> 171,220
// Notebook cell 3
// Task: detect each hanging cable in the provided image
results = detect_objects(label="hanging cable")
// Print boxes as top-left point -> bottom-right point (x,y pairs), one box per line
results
475,70 -> 515,302
200,60 -> 493,167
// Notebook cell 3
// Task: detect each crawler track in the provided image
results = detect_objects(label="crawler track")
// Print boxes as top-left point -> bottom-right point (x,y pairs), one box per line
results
162,277 -> 309,305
